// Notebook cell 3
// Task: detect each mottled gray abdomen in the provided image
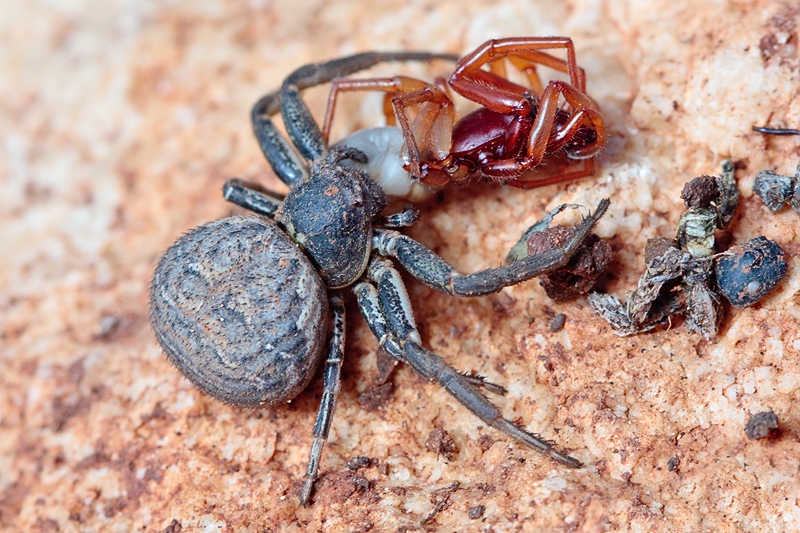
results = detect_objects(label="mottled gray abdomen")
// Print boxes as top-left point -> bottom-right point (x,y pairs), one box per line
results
149,215 -> 330,407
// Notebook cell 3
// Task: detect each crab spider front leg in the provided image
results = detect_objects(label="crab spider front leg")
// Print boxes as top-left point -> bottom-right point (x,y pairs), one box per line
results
373,199 -> 609,297
353,259 -> 582,468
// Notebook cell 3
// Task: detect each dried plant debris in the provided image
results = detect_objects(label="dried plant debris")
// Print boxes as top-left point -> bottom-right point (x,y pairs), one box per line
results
507,203 -> 611,301
753,164 -> 800,213
590,160 -> 787,339
744,410 -> 779,440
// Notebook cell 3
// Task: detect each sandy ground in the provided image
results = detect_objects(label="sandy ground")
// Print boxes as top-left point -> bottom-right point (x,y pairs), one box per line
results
2,1 -> 800,531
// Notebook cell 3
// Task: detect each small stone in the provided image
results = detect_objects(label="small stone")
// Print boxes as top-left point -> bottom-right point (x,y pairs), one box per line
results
745,411 -> 779,440
667,456 -> 680,472
468,505 -> 485,519
549,313 -> 567,332
426,427 -> 457,460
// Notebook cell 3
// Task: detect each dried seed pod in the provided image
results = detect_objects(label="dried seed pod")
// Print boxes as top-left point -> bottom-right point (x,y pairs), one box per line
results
681,258 -> 719,340
680,175 -> 719,209
524,226 -> 611,301
714,236 -> 787,308
150,216 -> 331,407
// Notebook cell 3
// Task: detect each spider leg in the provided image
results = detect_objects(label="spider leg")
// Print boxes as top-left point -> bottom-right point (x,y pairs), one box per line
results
320,75 -> 457,187
468,79 -> 604,188
449,37 -> 584,108
252,52 -> 458,186
322,75 -> 431,144
280,51 -> 459,163
221,178 -> 284,218
299,291 -> 346,506
373,198 -> 609,297
353,259 -> 581,468
391,85 -> 457,186
532,81 -> 604,159
251,91 -> 310,187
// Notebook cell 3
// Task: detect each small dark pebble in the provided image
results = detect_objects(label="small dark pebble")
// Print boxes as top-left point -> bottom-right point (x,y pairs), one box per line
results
426,427 -> 457,460
549,313 -> 567,332
352,476 -> 371,490
745,411 -> 779,440
163,519 -> 182,533
468,505 -> 485,519
96,314 -> 121,340
667,456 -> 680,472
715,236 -> 787,307
347,456 -> 372,470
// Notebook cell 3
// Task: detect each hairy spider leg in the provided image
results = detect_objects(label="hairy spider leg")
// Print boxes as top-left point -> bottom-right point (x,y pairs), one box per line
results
353,259 -> 583,468
322,75 -> 460,187
299,291 -> 346,506
251,91 -> 309,187
321,75 -> 438,144
250,51 -> 458,187
372,198 -> 610,297
449,36 -> 584,102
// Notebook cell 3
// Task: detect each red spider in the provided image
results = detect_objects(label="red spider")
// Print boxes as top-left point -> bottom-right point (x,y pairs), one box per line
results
322,37 -> 606,190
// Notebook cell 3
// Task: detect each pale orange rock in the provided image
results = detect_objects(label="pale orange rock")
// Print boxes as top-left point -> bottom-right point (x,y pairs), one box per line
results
2,1 -> 799,532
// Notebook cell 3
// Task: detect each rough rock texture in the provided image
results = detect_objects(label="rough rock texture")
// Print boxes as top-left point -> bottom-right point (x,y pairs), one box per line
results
2,1 -> 799,532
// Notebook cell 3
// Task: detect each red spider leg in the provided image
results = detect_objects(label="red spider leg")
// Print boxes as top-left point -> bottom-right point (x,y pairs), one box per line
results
537,82 -> 605,156
488,56 -> 508,79
499,53 -> 601,155
379,75 -> 453,129
478,81 -> 595,177
504,82 -> 604,189
321,76 -> 431,144
390,85 -> 458,187
449,37 -> 584,109
506,55 -> 545,95
505,160 -> 597,189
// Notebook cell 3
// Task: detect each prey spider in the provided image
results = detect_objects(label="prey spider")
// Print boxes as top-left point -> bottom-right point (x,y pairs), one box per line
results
251,37 -> 606,200
150,49 -> 609,506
